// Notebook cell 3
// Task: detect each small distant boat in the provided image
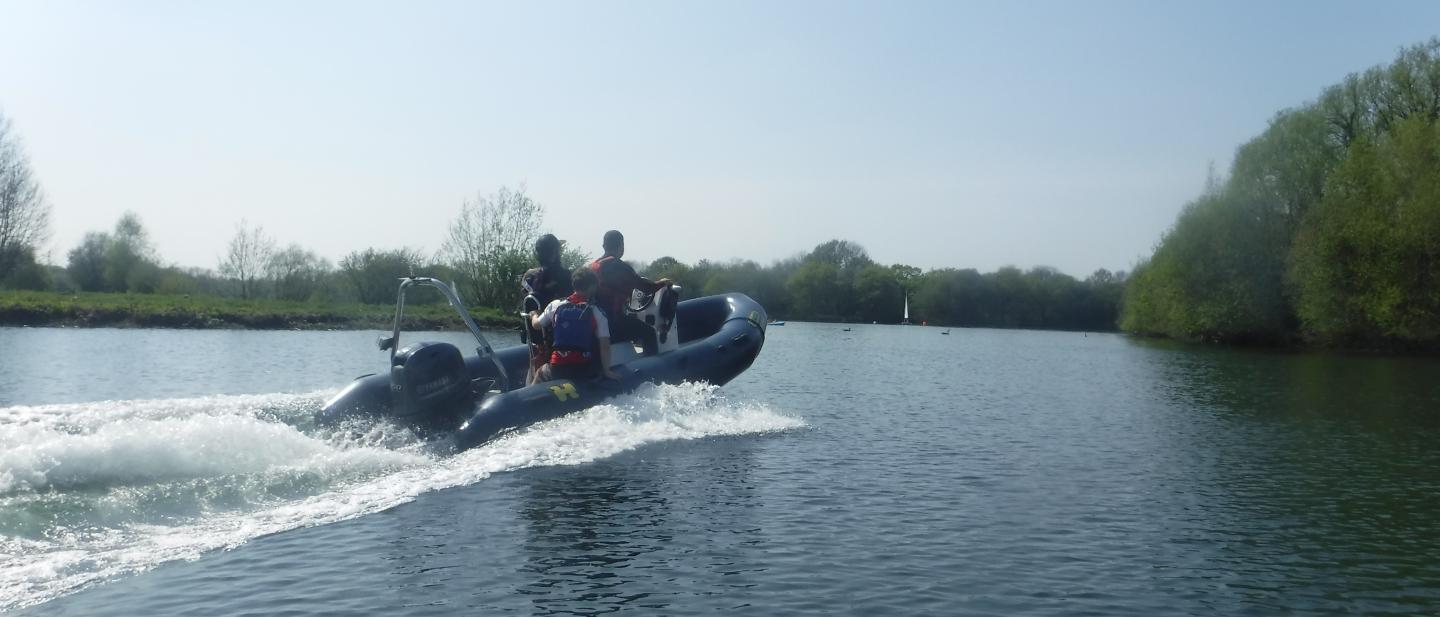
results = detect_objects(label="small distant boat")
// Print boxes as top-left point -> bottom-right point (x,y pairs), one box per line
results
769,320 -> 785,326
902,293 -> 911,325
842,327 -> 852,332
941,329 -> 950,335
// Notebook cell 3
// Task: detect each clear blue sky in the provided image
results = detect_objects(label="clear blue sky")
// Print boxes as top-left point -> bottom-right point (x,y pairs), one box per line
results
2,1 -> 1437,277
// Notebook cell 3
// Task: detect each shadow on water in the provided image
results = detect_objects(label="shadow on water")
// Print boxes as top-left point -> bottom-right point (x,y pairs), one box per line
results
1130,339 -> 1440,613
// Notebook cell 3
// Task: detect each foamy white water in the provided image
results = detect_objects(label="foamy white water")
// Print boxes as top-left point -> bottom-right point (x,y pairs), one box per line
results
0,383 -> 802,611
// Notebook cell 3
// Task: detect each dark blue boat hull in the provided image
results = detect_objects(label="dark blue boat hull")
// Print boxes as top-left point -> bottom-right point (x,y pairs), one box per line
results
316,293 -> 767,450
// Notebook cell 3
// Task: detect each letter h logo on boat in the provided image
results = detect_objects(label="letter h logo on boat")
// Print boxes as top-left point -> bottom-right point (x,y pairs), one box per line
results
548,383 -> 579,401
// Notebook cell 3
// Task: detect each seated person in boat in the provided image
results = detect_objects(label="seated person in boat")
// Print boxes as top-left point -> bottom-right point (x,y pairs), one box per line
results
529,268 -> 622,382
589,230 -> 671,356
521,234 -> 573,384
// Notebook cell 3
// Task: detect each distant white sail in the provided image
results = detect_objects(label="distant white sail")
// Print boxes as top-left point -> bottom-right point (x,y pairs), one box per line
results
904,294 -> 909,321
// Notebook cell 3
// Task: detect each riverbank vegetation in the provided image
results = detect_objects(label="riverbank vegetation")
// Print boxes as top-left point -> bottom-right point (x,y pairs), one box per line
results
641,241 -> 1123,331
1,209 -> 1126,333
1122,38 -> 1440,350
1,102 -> 1125,332
0,196 -> 1124,331
1,233 -> 1125,332
0,290 -> 511,330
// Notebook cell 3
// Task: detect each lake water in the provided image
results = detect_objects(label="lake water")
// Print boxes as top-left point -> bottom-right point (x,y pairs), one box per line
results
3,323 -> 1440,615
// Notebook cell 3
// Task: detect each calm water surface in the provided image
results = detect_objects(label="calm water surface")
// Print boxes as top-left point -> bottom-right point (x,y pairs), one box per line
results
3,323 -> 1439,615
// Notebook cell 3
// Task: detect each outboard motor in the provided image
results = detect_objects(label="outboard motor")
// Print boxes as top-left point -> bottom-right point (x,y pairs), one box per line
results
389,341 -> 473,429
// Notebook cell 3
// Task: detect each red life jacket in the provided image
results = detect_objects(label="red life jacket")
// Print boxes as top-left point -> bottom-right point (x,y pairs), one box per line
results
589,255 -> 627,317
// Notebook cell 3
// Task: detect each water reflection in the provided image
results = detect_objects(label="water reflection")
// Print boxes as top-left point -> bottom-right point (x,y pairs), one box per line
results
517,466 -> 674,614
513,439 -> 767,615
1134,341 -> 1440,613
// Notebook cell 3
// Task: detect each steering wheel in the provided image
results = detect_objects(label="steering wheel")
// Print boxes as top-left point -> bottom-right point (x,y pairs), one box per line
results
627,288 -> 660,313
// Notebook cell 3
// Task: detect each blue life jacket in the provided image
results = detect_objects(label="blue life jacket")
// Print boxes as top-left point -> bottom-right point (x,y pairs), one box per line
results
550,302 -> 594,358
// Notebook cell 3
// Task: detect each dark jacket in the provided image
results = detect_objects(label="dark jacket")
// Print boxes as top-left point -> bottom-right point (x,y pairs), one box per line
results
522,262 -> 573,308
589,255 -> 664,317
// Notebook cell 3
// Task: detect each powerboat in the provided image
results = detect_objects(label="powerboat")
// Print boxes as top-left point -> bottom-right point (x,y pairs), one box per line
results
316,277 -> 767,451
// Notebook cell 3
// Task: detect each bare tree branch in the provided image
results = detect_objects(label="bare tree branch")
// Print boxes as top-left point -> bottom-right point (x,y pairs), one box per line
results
219,219 -> 276,299
0,110 -> 51,282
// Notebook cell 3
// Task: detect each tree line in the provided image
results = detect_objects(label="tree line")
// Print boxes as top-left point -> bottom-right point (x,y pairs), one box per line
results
640,241 -> 1124,330
1,107 -> 1124,331
1122,37 -> 1440,349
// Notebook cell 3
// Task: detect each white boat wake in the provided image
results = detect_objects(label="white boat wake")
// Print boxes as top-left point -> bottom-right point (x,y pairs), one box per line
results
0,382 -> 803,611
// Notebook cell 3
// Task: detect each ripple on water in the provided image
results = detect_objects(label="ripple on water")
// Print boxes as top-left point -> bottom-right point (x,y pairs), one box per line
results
5,326 -> 1440,616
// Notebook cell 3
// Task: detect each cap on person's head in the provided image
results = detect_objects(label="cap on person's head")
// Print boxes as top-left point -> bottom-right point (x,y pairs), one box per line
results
602,230 -> 624,252
534,234 -> 561,262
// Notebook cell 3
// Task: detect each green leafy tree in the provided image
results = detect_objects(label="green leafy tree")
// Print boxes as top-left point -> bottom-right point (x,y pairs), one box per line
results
105,212 -> 161,293
1081,269 -> 1125,330
890,263 -> 921,290
154,266 -> 202,296
1121,191 -> 1291,341
267,244 -> 332,302
1229,106 -> 1341,233
801,239 -> 873,319
440,186 -> 544,310
62,213 -> 162,293
0,245 -> 48,290
853,264 -> 902,323
913,268 -> 986,326
1290,116 -> 1440,346
788,260 -> 841,320
558,239 -> 591,273
340,247 -> 427,305
987,266 -> 1030,327
1123,37 -> 1440,347
66,232 -> 110,291
644,256 -> 692,284
809,239 -> 873,273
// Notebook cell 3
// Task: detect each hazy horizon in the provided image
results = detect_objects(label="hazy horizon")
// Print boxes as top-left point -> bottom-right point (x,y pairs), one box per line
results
3,1 -> 1439,278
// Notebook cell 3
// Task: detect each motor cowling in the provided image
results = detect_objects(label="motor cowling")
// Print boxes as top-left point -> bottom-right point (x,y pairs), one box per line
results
390,341 -> 473,428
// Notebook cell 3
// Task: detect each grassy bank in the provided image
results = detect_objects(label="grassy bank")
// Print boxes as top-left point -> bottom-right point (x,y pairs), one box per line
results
0,291 -> 517,331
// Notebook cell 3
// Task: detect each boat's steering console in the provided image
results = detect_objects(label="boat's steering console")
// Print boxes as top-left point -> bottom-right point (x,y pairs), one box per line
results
629,284 -> 682,354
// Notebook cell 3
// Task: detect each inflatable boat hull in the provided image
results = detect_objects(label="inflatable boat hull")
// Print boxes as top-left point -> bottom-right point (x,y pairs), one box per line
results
317,293 -> 767,450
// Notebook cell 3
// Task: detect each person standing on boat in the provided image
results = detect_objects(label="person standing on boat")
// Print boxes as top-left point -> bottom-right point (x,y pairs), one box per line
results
589,230 -> 671,356
522,234 -> 573,384
530,268 -> 622,382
